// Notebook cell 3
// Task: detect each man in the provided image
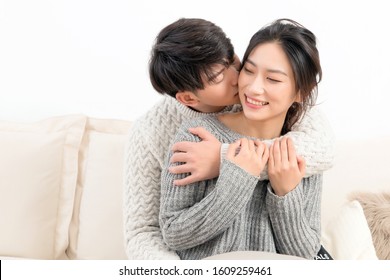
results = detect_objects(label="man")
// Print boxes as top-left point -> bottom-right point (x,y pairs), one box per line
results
123,18 -> 334,259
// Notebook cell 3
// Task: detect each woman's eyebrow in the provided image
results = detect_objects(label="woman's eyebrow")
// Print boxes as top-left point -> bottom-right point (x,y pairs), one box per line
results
267,68 -> 287,76
245,58 -> 257,67
245,58 -> 287,76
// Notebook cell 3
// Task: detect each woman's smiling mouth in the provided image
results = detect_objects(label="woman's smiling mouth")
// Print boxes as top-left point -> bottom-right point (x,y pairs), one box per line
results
245,94 -> 269,107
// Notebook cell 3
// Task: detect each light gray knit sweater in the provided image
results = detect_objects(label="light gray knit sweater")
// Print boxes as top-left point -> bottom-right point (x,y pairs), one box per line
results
159,115 -> 323,260
123,96 -> 333,260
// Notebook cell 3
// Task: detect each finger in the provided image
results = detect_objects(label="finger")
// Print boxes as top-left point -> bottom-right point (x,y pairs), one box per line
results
287,137 -> 297,162
173,175 -> 198,186
297,155 -> 306,177
170,152 -> 189,163
168,164 -> 192,174
280,137 -> 289,163
257,141 -> 270,165
248,139 -> 256,153
227,139 -> 241,159
240,138 -> 249,152
269,142 -> 274,169
262,143 -> 270,164
273,138 -> 281,165
254,140 -> 265,157
188,127 -> 215,141
171,141 -> 193,153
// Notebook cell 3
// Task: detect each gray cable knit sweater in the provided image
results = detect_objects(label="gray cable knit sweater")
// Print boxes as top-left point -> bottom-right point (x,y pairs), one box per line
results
160,115 -> 323,260
124,96 -> 333,260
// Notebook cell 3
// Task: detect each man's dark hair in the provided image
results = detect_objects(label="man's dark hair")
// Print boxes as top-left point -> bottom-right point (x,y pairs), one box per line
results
149,18 -> 235,98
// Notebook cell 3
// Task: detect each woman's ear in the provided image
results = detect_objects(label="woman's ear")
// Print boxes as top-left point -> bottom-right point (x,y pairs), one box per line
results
176,91 -> 200,107
294,91 -> 302,103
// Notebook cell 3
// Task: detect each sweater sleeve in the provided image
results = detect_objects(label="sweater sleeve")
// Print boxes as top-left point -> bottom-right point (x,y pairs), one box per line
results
123,121 -> 180,260
159,126 -> 259,251
286,107 -> 335,177
265,173 -> 323,259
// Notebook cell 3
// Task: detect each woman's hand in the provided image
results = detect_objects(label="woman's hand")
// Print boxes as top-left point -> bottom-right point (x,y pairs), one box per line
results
268,137 -> 306,196
226,138 -> 269,177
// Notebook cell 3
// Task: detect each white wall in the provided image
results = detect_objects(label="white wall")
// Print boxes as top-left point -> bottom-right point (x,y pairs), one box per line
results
1,0 -> 389,140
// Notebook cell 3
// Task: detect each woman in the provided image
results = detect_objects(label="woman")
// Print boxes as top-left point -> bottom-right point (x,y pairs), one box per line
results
160,19 -> 326,260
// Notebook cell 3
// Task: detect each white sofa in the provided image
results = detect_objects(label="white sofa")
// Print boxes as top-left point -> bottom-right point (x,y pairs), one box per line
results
0,115 -> 389,260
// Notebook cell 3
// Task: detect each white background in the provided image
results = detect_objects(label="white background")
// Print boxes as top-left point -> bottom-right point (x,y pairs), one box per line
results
1,0 -> 389,140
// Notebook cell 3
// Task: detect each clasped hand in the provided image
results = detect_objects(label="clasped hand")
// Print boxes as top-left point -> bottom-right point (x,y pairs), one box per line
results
226,137 -> 305,196
169,128 -> 305,196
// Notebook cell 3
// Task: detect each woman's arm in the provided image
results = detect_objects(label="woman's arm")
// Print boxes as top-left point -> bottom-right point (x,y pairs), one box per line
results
266,174 -> 322,259
266,137 -> 322,259
160,127 -> 266,251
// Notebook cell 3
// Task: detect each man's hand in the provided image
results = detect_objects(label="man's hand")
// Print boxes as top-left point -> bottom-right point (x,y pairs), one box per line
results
268,137 -> 306,196
226,138 -> 269,177
169,127 -> 221,186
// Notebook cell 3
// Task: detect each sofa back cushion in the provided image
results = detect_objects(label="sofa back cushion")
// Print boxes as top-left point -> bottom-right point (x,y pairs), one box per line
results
0,115 -> 86,259
67,118 -> 131,259
321,137 -> 390,228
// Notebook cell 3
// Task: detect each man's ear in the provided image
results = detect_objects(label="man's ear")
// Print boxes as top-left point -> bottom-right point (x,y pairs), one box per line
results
176,91 -> 200,107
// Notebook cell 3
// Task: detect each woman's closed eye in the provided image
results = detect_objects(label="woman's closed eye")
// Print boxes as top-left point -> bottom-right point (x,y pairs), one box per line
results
267,77 -> 281,83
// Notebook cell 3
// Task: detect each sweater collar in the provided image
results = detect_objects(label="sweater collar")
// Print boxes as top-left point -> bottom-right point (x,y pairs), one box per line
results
169,96 -> 234,118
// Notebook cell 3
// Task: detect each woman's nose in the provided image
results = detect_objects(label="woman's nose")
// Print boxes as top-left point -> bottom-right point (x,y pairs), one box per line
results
248,76 -> 265,94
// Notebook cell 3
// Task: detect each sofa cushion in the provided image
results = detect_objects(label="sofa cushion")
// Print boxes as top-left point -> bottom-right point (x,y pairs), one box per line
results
67,118 -> 131,259
0,115 -> 86,259
321,200 -> 377,260
350,192 -> 390,260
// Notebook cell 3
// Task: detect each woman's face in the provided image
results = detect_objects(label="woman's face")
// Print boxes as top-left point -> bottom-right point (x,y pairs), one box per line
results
238,42 -> 299,125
